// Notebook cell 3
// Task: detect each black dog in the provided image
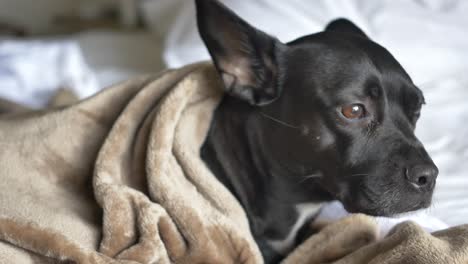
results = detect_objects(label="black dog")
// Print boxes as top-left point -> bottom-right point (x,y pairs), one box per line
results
196,0 -> 438,262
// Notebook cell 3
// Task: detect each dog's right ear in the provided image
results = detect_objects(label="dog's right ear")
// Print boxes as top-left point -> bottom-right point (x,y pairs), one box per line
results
195,0 -> 286,106
325,18 -> 368,39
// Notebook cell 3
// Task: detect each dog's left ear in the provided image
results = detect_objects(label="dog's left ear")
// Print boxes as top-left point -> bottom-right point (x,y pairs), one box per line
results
325,18 -> 368,39
196,0 -> 286,106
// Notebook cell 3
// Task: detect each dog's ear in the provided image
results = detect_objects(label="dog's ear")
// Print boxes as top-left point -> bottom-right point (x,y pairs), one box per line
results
325,18 -> 368,38
196,0 -> 286,105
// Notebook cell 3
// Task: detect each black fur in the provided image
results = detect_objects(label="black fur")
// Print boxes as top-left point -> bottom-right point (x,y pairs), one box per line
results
196,0 -> 438,262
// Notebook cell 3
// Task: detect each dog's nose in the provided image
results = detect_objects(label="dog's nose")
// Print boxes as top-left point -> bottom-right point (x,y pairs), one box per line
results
405,164 -> 438,191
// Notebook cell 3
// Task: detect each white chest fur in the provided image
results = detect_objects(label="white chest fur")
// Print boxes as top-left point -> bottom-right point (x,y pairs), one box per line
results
267,202 -> 322,254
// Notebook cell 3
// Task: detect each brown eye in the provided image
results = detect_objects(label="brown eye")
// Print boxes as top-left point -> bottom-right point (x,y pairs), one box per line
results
341,104 -> 365,119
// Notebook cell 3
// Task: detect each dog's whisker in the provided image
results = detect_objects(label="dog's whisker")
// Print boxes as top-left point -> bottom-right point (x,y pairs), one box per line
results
299,173 -> 323,183
304,174 -> 322,179
259,112 -> 302,130
349,173 -> 370,177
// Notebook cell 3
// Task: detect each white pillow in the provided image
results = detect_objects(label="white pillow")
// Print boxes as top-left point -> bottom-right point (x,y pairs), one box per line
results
162,0 -> 468,85
0,40 -> 99,108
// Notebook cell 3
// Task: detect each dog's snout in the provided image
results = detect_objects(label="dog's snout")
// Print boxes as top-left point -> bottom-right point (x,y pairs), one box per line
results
405,164 -> 438,191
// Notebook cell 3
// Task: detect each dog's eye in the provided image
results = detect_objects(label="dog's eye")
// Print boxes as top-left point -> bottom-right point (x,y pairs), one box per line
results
411,109 -> 421,123
341,104 -> 366,119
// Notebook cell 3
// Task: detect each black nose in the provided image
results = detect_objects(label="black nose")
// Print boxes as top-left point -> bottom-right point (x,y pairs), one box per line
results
405,164 -> 438,191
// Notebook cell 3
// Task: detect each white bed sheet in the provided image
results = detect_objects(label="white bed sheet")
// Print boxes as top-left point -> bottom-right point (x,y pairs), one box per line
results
0,39 -> 100,108
161,0 -> 468,226
0,31 -> 164,107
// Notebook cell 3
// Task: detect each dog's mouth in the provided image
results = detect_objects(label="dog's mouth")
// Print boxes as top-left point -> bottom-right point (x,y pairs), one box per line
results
339,190 -> 434,217
328,177 -> 434,217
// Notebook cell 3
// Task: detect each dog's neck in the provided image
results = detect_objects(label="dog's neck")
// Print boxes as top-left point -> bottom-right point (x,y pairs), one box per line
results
201,96 -> 332,240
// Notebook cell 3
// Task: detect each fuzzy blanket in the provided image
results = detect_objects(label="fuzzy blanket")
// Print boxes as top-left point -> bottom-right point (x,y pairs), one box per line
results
0,62 -> 467,264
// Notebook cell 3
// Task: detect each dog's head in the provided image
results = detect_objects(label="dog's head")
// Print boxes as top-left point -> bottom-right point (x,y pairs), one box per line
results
196,0 -> 438,216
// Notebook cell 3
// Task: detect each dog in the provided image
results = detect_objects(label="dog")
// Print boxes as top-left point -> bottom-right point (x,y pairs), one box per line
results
196,0 -> 439,262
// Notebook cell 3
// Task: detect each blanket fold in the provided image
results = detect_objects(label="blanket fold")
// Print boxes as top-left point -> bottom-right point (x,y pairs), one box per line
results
0,62 -> 467,264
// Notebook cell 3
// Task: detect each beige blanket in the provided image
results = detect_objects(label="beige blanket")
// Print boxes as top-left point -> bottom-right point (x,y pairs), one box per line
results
0,62 -> 467,264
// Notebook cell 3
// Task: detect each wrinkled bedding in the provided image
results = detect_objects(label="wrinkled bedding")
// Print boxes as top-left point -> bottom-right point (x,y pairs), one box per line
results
0,0 -> 466,226
0,40 -> 99,108
1,62 -> 468,264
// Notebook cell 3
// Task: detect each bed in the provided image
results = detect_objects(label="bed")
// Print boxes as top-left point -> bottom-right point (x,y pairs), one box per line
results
0,0 -> 467,227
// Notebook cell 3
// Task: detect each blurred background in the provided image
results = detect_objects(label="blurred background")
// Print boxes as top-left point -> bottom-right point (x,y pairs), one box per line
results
0,0 -> 467,225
